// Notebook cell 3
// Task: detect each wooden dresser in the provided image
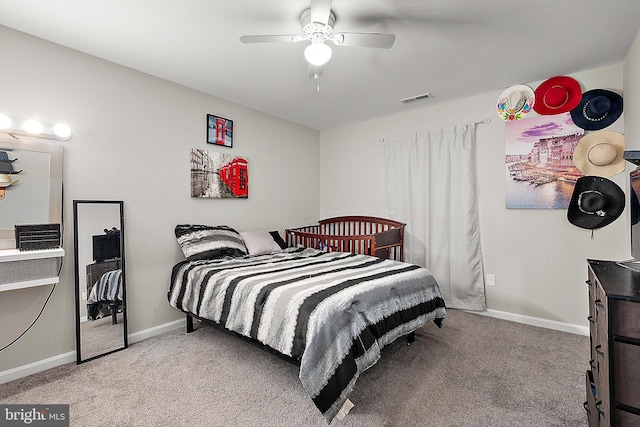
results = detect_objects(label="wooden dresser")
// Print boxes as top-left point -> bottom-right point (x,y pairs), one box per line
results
585,259 -> 640,426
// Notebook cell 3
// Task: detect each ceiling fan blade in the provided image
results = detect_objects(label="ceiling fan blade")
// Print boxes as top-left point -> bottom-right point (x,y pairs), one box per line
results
308,64 -> 323,79
310,0 -> 332,25
334,32 -> 396,49
239,35 -> 300,44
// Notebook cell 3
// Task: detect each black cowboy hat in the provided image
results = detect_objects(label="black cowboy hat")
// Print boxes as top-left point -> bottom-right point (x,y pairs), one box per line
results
567,176 -> 625,229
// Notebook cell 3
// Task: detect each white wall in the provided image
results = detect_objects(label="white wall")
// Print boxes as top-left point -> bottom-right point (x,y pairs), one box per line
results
0,25 -> 320,373
624,26 -> 640,151
319,63 -> 629,328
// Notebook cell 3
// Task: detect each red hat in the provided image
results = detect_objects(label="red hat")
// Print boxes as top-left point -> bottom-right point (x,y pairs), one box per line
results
533,76 -> 582,115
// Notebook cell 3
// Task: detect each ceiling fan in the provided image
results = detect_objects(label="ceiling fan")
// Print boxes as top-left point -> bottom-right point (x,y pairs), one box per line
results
239,0 -> 396,79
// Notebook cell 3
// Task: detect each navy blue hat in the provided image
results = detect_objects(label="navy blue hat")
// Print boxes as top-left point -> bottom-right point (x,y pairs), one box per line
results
570,89 -> 623,130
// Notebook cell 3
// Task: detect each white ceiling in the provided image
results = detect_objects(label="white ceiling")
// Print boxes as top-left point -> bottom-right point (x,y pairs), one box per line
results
1,0 -> 640,131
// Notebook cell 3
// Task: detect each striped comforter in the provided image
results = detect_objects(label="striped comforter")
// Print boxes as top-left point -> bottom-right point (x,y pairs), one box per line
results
87,269 -> 123,321
88,269 -> 123,304
168,247 -> 446,423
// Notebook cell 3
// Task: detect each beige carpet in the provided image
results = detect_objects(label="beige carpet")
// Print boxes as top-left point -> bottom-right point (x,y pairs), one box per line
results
0,309 -> 589,426
80,312 -> 126,361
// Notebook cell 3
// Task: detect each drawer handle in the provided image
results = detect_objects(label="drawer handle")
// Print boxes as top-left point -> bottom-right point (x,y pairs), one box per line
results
586,280 -> 592,285
587,315 -> 594,323
595,299 -> 604,309
595,345 -> 604,357
595,401 -> 605,416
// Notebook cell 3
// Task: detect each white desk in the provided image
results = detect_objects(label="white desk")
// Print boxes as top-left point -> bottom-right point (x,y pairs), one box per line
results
0,248 -> 65,292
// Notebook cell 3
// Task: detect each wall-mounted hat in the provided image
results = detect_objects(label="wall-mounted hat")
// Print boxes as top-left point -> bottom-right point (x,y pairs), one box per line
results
0,150 -> 21,174
0,151 -> 17,163
533,76 -> 582,115
0,174 -> 19,188
572,131 -> 626,178
0,162 -> 21,174
570,89 -> 623,130
496,85 -> 535,121
567,176 -> 625,229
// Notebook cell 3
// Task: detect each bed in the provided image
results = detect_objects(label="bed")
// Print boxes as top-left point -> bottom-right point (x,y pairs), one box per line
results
286,215 -> 405,262
87,269 -> 123,324
169,224 -> 446,423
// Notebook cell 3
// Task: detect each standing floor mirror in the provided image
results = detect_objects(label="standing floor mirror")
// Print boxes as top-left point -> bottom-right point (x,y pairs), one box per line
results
73,200 -> 127,363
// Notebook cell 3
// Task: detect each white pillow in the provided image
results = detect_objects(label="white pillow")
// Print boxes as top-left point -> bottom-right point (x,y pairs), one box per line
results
240,231 -> 283,255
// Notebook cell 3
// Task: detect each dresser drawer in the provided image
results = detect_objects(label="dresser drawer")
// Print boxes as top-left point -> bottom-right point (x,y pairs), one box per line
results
585,370 -> 603,427
614,408 -> 640,427
613,299 -> 640,340
589,320 -> 597,363
595,300 -> 608,354
587,273 -> 596,319
0,257 -> 60,285
613,341 -> 640,409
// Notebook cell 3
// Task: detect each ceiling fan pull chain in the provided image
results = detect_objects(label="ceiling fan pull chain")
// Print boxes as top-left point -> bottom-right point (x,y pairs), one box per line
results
317,74 -> 320,91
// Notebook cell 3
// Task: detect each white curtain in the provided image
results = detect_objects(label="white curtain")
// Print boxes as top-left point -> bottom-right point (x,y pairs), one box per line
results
382,123 -> 486,310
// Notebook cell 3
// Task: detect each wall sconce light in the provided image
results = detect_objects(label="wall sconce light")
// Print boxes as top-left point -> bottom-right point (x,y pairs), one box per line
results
0,114 -> 72,141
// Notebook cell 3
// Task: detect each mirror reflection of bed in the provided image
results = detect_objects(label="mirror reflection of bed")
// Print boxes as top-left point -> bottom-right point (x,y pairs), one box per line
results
73,200 -> 127,363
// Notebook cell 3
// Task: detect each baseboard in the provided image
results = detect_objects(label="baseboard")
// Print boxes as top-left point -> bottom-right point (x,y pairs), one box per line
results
468,308 -> 589,336
128,318 -> 184,344
0,317 -> 186,385
0,351 -> 76,385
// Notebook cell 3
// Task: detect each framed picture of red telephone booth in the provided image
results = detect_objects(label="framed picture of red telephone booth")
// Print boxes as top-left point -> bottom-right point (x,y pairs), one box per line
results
206,114 -> 233,148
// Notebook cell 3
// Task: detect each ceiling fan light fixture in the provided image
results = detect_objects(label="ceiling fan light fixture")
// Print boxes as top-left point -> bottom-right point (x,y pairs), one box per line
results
304,41 -> 332,66
332,34 -> 344,45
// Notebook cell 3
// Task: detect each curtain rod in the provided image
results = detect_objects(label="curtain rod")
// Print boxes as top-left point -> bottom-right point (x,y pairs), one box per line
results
379,118 -> 492,142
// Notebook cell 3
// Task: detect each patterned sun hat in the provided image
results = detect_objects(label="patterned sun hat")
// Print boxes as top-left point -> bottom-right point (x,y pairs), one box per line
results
496,85 -> 535,121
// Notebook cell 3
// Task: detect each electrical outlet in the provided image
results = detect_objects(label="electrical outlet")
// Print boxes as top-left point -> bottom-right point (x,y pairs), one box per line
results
486,273 -> 496,287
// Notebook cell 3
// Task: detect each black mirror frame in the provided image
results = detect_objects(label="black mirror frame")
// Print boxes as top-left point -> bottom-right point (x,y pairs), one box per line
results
73,199 -> 128,364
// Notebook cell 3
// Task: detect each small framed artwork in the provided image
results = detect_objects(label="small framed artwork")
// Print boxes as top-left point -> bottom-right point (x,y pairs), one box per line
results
207,114 -> 233,148
190,148 -> 248,198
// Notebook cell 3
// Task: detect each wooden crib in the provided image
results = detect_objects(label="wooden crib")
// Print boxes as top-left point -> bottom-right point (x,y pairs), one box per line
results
285,216 -> 405,261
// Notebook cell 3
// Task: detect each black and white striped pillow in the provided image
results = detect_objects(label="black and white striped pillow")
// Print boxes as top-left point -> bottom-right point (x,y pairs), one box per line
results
175,224 -> 248,260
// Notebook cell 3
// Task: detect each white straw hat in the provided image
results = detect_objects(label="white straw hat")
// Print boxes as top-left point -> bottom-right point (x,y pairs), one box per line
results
572,131 -> 626,178
0,174 -> 19,187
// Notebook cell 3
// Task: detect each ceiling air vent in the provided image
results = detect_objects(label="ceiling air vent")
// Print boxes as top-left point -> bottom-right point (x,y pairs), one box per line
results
400,93 -> 431,104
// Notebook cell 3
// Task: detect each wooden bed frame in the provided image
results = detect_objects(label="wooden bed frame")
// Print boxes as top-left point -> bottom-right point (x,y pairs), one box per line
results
285,215 -> 405,262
